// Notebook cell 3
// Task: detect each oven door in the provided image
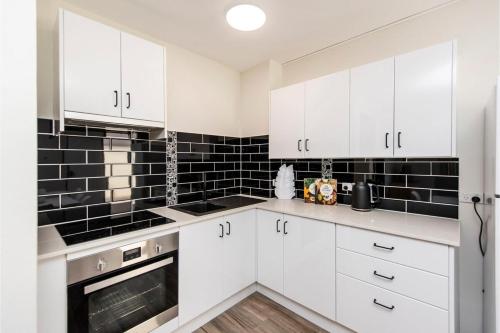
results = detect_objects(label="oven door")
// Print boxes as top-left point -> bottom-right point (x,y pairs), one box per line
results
68,250 -> 178,333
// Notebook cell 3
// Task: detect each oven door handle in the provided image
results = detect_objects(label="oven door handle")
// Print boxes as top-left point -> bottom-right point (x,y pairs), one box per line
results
84,257 -> 173,295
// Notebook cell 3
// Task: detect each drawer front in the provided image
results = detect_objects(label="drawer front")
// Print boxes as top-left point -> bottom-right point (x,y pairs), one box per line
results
337,274 -> 448,333
337,248 -> 449,309
336,225 -> 449,275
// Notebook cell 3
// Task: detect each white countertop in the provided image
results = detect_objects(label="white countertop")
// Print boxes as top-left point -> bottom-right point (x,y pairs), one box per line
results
38,198 -> 460,260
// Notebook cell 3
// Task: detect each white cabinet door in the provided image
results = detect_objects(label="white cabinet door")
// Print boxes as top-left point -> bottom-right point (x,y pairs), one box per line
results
121,32 -> 165,123
223,210 -> 256,298
394,41 -> 454,157
179,218 -> 224,325
269,83 -> 305,158
305,70 -> 350,158
62,10 -> 121,117
350,58 -> 395,157
283,215 -> 336,320
257,210 -> 284,293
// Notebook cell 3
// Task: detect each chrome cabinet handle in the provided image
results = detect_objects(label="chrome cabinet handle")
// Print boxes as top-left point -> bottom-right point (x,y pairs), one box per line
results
226,221 -> 231,236
385,133 -> 389,149
397,131 -> 402,148
113,90 -> 118,107
126,92 -> 131,109
283,221 -> 288,235
297,139 -> 302,152
305,139 -> 310,152
373,270 -> 395,280
373,298 -> 395,310
373,243 -> 395,251
219,224 -> 224,238
276,219 -> 281,233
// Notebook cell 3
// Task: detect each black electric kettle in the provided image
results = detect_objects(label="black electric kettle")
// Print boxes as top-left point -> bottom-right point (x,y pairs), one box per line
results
351,181 -> 380,211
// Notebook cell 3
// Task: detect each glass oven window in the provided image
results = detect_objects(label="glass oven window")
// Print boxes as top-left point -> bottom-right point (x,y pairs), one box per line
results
87,265 -> 176,333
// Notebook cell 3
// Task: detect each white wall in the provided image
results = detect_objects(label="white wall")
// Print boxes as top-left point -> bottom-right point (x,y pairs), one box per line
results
280,0 -> 498,331
239,60 -> 282,137
240,61 -> 270,137
0,0 -> 38,332
37,0 -> 242,137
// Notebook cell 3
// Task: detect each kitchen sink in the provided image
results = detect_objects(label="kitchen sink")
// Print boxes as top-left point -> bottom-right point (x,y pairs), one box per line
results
170,202 -> 226,216
170,196 -> 267,216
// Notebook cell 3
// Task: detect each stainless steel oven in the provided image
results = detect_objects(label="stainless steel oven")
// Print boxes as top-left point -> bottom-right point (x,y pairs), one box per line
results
67,233 -> 178,333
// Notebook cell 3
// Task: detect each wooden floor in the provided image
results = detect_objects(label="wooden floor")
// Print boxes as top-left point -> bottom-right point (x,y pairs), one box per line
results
194,293 -> 328,333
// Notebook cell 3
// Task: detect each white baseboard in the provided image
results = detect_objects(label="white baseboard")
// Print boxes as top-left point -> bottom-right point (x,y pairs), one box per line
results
174,283 -> 258,333
170,283 -> 353,333
257,285 -> 354,333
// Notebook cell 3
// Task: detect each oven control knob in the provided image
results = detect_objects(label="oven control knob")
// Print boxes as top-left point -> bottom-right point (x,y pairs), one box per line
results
155,243 -> 162,254
97,259 -> 106,272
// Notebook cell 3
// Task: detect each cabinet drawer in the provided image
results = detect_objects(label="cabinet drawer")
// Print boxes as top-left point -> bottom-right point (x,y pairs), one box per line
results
336,225 -> 448,275
337,274 -> 448,333
337,248 -> 448,309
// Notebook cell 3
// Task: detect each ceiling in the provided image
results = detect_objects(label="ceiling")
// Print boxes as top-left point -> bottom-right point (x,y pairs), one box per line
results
64,0 -> 455,71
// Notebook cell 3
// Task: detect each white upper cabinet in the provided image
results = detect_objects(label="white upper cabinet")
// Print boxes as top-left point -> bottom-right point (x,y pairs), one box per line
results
269,72 -> 350,159
350,58 -> 395,158
269,41 -> 455,159
394,41 -> 454,157
62,10 -> 121,118
121,32 -> 165,123
60,10 -> 166,128
305,70 -> 350,158
269,83 -> 305,159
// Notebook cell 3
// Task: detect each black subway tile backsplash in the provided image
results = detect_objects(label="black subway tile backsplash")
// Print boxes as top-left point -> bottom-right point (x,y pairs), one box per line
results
432,162 -> 459,176
38,165 -> 60,180
432,190 -> 459,205
385,162 -> 431,175
38,150 -> 86,164
38,179 -> 86,195
38,118 -> 53,134
60,135 -> 107,150
407,201 -> 459,219
384,187 -> 430,202
38,195 -> 60,211
38,134 -> 59,149
61,191 -> 107,208
37,118 -> 168,243
38,206 -> 87,226
235,135 -> 458,219
38,120 -> 459,244
61,165 -> 106,178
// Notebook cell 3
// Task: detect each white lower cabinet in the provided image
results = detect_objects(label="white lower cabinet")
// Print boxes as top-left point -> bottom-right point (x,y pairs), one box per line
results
257,210 -> 284,293
179,217 -> 224,325
337,274 -> 448,333
222,210 -> 256,298
179,210 -> 256,325
257,210 -> 336,320
283,215 -> 335,319
178,210 -> 454,332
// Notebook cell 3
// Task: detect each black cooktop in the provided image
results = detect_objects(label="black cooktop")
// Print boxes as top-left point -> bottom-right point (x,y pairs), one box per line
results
56,210 -> 176,246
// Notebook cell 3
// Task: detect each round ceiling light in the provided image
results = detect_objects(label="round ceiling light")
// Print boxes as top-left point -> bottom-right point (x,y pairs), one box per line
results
226,4 -> 266,31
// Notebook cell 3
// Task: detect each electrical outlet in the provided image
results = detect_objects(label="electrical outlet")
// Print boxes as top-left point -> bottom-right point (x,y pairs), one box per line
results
342,182 -> 353,192
459,192 -> 483,203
